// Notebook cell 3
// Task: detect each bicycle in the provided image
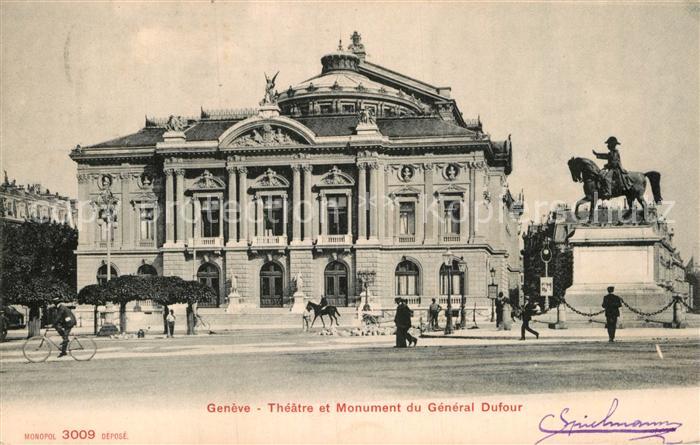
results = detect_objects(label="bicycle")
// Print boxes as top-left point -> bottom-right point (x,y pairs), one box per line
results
22,328 -> 97,363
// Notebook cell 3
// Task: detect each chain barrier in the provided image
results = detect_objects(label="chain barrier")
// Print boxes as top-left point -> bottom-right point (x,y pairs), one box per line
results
560,299 -> 605,317
620,298 -> 674,317
677,297 -> 700,314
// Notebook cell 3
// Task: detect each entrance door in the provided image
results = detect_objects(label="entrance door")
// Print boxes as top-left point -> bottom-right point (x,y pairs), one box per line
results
260,262 -> 283,307
324,261 -> 348,307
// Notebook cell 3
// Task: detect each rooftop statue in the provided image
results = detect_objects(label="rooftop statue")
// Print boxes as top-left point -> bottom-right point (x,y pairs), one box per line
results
165,115 -> 188,132
357,107 -> 376,125
568,136 -> 662,223
261,71 -> 279,105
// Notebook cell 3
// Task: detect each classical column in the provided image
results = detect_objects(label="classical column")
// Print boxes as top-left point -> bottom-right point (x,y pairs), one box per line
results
302,165 -> 313,242
291,165 -> 302,244
424,163 -> 435,243
368,162 -> 379,241
175,169 -> 186,245
119,173 -> 131,247
164,169 -> 175,245
357,163 -> 367,241
282,192 -> 288,241
376,164 -> 386,241
256,194 -> 264,237
238,167 -> 249,244
319,191 -> 327,237
346,190 -> 352,238
226,166 -> 238,245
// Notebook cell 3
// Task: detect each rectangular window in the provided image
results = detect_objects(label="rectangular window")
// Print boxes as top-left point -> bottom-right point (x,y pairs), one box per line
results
139,207 -> 155,241
200,198 -> 220,238
399,202 -> 416,235
263,196 -> 284,236
326,195 -> 348,235
342,104 -> 355,114
443,200 -> 461,235
319,103 -> 333,114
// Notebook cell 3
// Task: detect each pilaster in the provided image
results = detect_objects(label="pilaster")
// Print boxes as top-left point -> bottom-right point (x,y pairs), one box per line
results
357,163 -> 367,241
302,165 -> 314,242
175,168 -> 186,246
291,165 -> 302,244
226,164 -> 238,246
164,169 -> 175,246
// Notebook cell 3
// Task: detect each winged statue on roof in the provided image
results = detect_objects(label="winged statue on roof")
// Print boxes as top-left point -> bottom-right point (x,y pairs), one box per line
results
261,71 -> 279,105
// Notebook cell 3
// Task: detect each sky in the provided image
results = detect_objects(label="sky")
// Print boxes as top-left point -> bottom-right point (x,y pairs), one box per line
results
1,2 -> 698,259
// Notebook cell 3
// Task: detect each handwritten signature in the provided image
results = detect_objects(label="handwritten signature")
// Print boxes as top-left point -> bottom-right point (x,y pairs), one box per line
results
536,398 -> 683,444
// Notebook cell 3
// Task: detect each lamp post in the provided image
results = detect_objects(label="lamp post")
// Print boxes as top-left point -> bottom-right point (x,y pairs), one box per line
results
540,237 -> 553,310
458,257 -> 467,330
443,249 -> 454,335
488,267 -> 497,323
357,270 -> 376,311
92,187 -> 119,334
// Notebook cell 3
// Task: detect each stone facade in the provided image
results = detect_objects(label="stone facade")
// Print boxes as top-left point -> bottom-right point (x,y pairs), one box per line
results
0,173 -> 77,227
70,33 -> 523,318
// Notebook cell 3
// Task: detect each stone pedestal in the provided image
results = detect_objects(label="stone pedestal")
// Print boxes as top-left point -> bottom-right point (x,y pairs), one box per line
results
258,104 -> 281,119
289,291 -> 309,314
225,291 -> 245,314
549,304 -> 568,329
565,225 -> 671,323
501,304 -> 512,330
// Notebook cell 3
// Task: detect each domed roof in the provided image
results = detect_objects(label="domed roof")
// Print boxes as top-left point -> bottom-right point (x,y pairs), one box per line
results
277,49 -> 427,115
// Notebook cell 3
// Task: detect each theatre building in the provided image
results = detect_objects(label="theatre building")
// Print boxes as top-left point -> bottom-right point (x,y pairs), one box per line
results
70,33 -> 523,318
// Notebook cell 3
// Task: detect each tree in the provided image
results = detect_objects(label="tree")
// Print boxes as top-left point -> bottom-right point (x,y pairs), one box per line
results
150,277 -> 215,335
1,221 -> 78,338
102,275 -> 152,334
77,284 -> 108,335
522,225 -> 573,309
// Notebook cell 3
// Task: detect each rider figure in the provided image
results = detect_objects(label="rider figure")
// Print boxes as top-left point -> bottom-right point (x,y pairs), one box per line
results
52,298 -> 76,358
592,136 -> 629,197
319,296 -> 329,311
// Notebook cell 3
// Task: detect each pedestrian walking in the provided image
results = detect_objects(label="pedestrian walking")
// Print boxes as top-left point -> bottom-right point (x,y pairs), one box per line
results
166,309 -> 176,338
302,306 -> 311,332
520,298 -> 540,340
428,298 -> 442,330
602,286 -> 622,342
495,292 -> 506,329
394,298 -> 416,347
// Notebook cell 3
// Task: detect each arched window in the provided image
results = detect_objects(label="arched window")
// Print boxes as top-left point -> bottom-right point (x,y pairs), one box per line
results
395,260 -> 420,296
96,264 -> 118,285
260,262 -> 284,308
197,263 -> 220,307
440,261 -> 466,295
324,262 -> 348,307
137,264 -> 157,276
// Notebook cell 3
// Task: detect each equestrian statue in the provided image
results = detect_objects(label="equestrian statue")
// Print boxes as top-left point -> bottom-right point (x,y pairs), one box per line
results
568,136 -> 662,223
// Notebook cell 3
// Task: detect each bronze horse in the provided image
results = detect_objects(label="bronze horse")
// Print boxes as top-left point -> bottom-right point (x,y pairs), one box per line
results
306,301 -> 341,328
567,157 -> 662,222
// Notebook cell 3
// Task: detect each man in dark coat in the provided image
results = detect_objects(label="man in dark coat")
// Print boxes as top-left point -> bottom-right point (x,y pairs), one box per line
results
52,298 -> 76,358
593,136 -> 630,197
520,298 -> 540,340
495,292 -> 506,328
428,298 -> 441,330
602,286 -> 622,342
393,298 -> 416,347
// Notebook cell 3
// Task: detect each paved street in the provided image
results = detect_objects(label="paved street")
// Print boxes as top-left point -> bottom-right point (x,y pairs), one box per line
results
2,328 -> 698,405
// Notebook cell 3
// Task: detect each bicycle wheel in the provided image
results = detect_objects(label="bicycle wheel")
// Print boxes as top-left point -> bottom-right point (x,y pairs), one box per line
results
69,336 -> 96,361
23,336 -> 51,363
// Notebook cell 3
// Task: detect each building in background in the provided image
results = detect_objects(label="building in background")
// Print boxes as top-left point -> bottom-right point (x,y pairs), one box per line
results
0,172 -> 77,227
70,32 -> 523,319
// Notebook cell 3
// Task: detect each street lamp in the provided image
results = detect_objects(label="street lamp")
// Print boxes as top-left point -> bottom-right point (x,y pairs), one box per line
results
357,270 -> 376,311
488,267 -> 497,323
457,257 -> 467,330
92,187 -> 119,334
443,249 -> 454,335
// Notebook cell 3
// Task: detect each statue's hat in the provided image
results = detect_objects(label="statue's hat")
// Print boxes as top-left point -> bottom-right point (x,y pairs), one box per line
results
605,136 -> 621,146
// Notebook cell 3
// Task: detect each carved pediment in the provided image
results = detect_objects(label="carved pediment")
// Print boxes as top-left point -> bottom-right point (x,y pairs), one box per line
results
130,191 -> 158,205
231,123 -> 305,147
318,166 -> 354,187
190,170 -> 226,191
436,183 -> 468,195
252,169 -> 290,189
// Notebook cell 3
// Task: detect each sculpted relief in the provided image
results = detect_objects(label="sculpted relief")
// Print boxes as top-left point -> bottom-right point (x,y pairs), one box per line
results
230,124 -> 303,147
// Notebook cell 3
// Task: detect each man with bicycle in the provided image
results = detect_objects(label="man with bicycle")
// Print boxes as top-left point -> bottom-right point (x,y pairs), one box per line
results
52,298 -> 77,358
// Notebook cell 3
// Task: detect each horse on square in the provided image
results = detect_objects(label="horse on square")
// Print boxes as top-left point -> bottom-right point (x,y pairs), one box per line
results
306,301 -> 341,328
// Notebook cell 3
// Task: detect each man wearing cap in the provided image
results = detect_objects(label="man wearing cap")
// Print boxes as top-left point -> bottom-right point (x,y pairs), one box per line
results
52,298 -> 77,357
602,286 -> 623,342
593,136 -> 630,197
